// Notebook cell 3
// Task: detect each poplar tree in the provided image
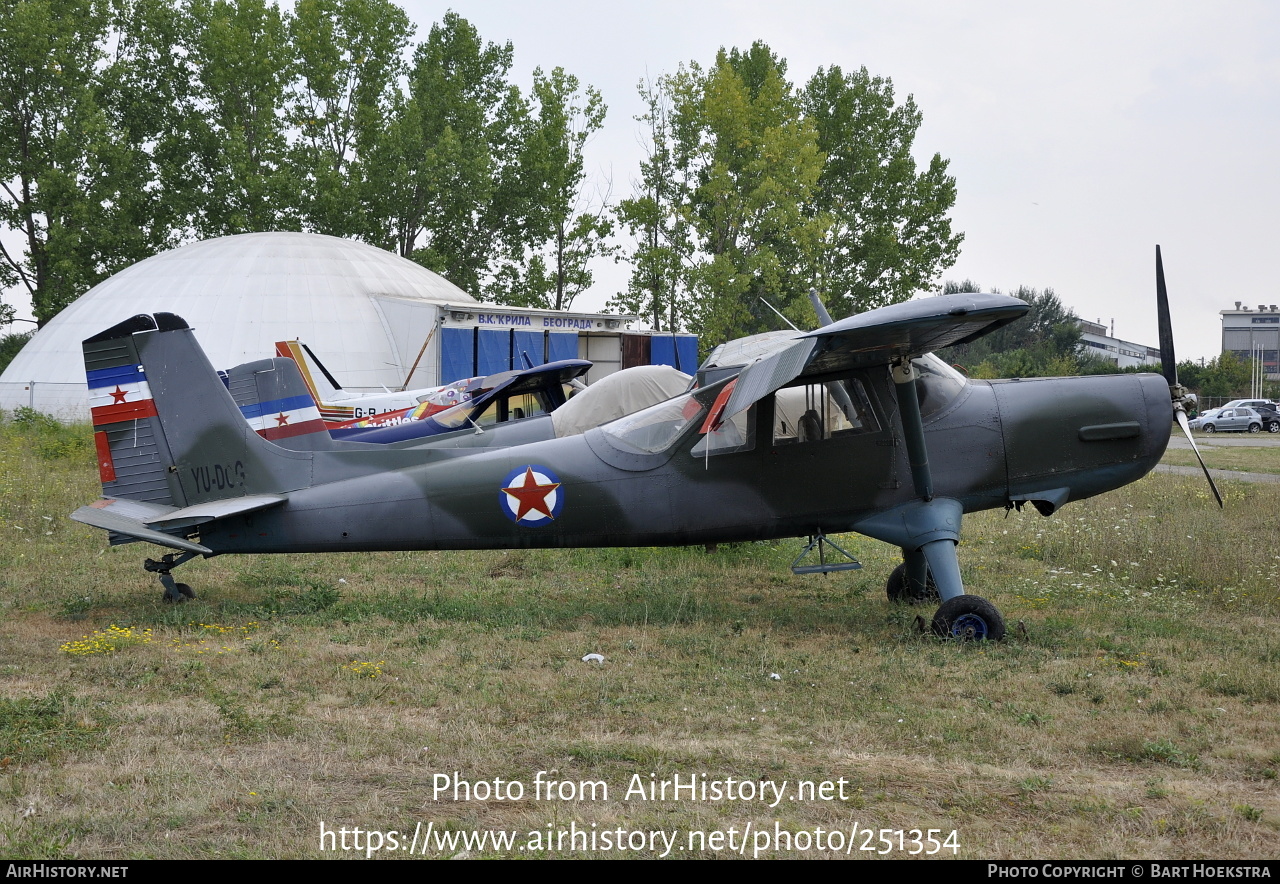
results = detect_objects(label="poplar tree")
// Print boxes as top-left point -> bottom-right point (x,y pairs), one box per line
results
490,67 -> 611,311
288,0 -> 413,241
384,11 -> 525,296
617,43 -> 964,344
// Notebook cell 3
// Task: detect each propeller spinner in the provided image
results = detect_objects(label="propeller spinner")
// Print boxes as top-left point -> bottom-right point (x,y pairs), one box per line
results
1157,245 -> 1223,508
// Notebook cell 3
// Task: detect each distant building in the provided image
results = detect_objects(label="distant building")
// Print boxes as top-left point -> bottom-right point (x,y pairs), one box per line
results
1220,302 -> 1280,380
1076,319 -> 1160,369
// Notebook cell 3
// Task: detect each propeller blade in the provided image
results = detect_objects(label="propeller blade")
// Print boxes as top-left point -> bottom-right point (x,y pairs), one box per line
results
1156,245 -> 1178,387
1175,409 -> 1224,508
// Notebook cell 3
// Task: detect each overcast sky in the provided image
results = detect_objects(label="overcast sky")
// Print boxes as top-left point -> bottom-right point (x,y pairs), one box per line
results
396,0 -> 1279,363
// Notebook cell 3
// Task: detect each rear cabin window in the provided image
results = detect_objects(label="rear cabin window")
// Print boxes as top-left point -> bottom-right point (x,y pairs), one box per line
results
773,378 -> 879,445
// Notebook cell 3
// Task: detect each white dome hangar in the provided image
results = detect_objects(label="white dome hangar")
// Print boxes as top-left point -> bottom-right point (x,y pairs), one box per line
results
0,232 -> 482,420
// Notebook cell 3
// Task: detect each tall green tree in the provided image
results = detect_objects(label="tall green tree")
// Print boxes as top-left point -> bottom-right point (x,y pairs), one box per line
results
490,66 -> 611,310
95,0 -> 201,259
612,78 -> 694,331
802,66 -> 963,318
616,43 -> 826,343
679,44 -> 827,343
616,43 -> 962,346
0,0 -> 190,327
0,0 -> 120,325
288,0 -> 412,240
384,11 -> 526,295
185,0 -> 298,236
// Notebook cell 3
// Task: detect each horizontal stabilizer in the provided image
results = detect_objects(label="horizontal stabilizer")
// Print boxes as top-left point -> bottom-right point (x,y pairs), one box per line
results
70,493 -> 287,551
147,494 -> 286,529
71,499 -> 211,554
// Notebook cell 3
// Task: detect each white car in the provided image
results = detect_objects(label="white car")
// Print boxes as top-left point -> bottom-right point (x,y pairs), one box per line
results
1220,399 -> 1275,411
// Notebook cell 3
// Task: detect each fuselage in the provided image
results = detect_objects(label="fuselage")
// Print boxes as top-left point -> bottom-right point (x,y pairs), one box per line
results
197,366 -> 1173,556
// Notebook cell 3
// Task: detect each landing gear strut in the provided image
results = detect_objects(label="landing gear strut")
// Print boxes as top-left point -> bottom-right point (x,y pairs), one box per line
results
851,357 -> 1006,640
885,561 -> 939,603
144,552 -> 199,602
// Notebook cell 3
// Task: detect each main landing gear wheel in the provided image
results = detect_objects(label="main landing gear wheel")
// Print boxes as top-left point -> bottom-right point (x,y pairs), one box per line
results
886,563 -> 940,603
931,595 -> 1005,641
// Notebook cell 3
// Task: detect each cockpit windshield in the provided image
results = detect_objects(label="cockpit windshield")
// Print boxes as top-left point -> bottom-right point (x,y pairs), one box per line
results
912,353 -> 968,419
598,390 -> 707,454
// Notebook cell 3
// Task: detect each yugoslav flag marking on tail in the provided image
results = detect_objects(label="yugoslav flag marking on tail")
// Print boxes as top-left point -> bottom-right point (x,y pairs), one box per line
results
87,364 -> 158,424
239,393 -> 327,441
93,430 -> 116,483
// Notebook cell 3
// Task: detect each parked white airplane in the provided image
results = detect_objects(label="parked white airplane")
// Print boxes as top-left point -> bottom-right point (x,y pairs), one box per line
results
272,339 -> 474,424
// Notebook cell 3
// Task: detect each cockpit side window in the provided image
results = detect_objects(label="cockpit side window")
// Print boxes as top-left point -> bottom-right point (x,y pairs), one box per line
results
773,377 -> 879,445
690,379 -> 755,458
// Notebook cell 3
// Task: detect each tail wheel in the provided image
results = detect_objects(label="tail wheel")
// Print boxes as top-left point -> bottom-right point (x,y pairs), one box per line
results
931,595 -> 1006,641
886,563 -> 940,603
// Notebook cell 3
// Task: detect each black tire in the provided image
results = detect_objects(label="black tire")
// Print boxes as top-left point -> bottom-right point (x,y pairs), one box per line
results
162,582 -> 195,603
1249,423 -> 1262,433
1204,424 -> 1216,433
1269,422 -> 1279,434
931,595 -> 1006,641
886,562 -> 940,603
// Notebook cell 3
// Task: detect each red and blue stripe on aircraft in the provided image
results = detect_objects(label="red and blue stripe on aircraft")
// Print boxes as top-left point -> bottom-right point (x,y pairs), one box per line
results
237,393 -> 328,441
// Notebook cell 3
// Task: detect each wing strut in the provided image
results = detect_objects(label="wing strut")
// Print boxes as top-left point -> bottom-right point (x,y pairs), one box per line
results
892,359 -> 934,502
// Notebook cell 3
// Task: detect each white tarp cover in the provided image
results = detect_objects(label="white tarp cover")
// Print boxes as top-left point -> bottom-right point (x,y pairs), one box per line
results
551,364 -> 692,438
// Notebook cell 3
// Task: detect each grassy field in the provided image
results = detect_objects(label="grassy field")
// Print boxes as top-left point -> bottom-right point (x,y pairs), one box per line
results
1164,439 -> 1280,475
1,411 -> 1277,860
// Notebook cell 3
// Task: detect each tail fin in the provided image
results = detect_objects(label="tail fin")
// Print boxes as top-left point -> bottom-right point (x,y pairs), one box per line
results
274,339 -> 354,420
85,314 -> 187,508
90,314 -> 313,506
225,357 -> 335,450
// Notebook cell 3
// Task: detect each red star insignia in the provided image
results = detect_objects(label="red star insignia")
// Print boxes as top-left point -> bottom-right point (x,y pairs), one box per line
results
110,386 -> 129,404
502,467 -> 561,521
274,412 -> 290,426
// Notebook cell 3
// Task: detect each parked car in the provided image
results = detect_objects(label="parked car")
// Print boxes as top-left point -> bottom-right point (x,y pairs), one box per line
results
1253,404 -> 1280,433
1198,406 -> 1267,433
1220,399 -> 1276,411
1188,408 -> 1222,430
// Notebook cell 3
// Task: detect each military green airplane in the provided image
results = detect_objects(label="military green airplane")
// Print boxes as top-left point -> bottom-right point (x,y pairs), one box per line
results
72,247 -> 1213,640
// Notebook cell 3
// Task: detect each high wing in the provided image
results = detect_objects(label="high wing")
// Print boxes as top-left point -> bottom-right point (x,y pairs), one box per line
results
722,293 -> 1029,420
